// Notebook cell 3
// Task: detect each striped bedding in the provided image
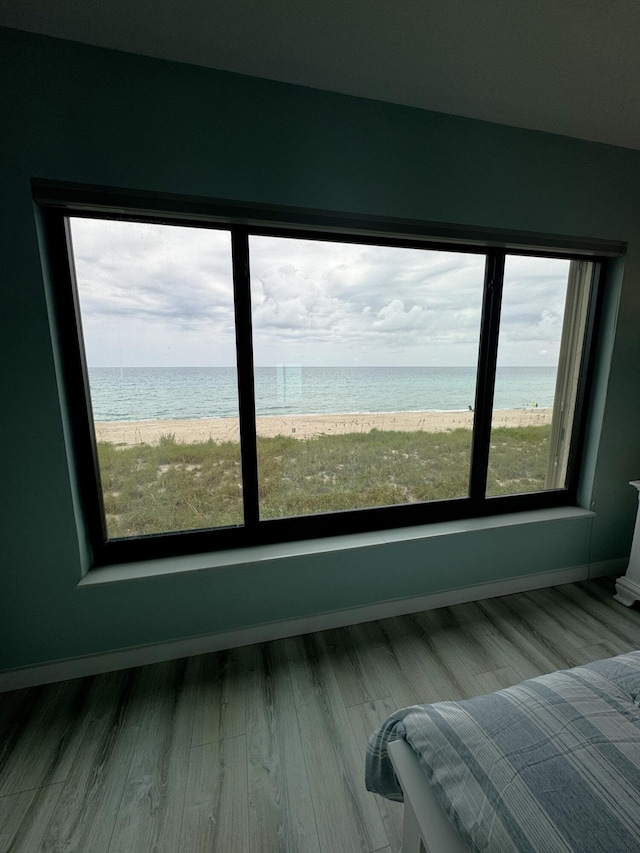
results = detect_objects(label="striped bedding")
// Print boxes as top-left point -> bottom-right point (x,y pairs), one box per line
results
365,651 -> 640,852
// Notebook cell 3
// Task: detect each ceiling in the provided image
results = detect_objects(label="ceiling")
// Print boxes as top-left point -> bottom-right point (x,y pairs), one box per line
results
2,0 -> 640,150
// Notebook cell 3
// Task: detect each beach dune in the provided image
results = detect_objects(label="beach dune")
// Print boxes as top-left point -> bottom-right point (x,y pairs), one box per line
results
94,408 -> 552,446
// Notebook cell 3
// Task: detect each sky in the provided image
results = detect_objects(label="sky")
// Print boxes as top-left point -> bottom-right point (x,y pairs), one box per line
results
70,217 -> 573,368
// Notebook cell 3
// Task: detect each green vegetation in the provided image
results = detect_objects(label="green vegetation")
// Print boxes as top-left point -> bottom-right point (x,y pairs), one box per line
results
486,426 -> 553,497
97,425 -> 551,538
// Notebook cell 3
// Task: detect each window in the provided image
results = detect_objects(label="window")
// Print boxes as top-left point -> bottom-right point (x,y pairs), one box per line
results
36,182 -> 616,565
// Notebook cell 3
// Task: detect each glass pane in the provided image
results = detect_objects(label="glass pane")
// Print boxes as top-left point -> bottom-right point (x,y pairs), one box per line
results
249,235 -> 486,519
69,218 -> 243,537
486,256 -> 592,497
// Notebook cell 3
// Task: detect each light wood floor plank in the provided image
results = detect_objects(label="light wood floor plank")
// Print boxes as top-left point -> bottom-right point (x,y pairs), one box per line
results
181,735 -> 248,852
449,599 -> 535,678
474,596 -> 569,676
0,689 -> 33,754
0,784 -> 63,853
412,601 -> 511,676
352,621 -> 450,707
411,605 -> 458,632
372,619 -> 469,705
579,639 -> 633,660
347,698 -> 404,853
107,660 -> 196,853
0,678 -> 95,797
189,647 -> 247,748
323,626 -> 390,708
416,626 -> 489,699
286,633 -> 388,853
522,588 -> 611,647
369,615 -> 417,640
245,640 -> 321,853
471,665 -> 522,694
489,591 -> 622,670
506,590 -> 609,655
38,669 -> 141,853
557,580 -> 640,648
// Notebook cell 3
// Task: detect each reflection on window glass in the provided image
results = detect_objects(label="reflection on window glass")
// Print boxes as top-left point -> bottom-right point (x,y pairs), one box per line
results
486,256 -> 592,497
70,218 -> 243,538
249,235 -> 486,519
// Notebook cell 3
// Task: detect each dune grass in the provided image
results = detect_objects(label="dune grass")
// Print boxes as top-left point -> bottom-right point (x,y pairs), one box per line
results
97,424 -> 551,538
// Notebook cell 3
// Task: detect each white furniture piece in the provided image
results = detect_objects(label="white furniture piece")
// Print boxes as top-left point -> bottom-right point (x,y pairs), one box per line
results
614,480 -> 640,606
388,739 -> 467,853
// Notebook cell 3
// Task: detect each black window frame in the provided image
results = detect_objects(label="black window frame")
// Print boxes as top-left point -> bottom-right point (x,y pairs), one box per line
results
33,179 -> 623,568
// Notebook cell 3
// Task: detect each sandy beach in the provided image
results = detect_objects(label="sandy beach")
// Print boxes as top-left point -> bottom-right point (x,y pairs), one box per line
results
94,408 -> 552,446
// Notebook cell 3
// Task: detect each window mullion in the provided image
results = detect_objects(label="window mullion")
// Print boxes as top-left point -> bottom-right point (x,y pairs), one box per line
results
469,250 -> 505,502
231,228 -> 260,529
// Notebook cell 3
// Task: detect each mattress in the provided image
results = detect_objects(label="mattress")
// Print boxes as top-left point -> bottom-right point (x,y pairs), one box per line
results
366,651 -> 640,852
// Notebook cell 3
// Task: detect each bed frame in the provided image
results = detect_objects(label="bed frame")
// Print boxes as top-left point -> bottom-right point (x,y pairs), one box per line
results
388,738 -> 468,853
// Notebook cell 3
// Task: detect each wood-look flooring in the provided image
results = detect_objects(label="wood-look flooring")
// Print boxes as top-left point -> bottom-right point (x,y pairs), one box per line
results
2,577 -> 640,852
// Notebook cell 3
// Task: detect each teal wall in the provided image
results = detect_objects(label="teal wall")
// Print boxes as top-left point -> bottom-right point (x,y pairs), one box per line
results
2,26 -> 640,672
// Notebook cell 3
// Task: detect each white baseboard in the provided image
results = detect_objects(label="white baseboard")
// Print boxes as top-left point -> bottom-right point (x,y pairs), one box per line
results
589,557 -> 628,578
0,564 -> 590,692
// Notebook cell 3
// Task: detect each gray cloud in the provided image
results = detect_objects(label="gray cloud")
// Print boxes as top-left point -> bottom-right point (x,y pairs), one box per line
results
249,236 -> 487,360
71,219 -> 575,367
71,218 -> 236,330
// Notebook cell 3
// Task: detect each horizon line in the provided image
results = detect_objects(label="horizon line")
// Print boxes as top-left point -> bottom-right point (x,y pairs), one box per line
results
88,363 -> 556,370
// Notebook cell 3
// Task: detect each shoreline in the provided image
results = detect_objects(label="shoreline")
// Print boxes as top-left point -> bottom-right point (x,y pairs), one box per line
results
94,408 -> 552,446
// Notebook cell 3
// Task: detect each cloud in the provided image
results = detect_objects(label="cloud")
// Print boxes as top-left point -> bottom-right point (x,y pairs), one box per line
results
249,235 -> 486,356
71,218 -> 236,331
372,299 -> 426,331
70,219 -> 577,367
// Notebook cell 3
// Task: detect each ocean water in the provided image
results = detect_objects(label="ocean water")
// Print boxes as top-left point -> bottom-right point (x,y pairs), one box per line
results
88,366 -> 557,422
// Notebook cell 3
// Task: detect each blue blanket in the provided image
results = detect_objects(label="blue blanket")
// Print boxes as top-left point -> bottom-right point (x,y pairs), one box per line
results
366,651 -> 640,852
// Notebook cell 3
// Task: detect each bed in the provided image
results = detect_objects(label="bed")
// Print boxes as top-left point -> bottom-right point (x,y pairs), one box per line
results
365,651 -> 640,852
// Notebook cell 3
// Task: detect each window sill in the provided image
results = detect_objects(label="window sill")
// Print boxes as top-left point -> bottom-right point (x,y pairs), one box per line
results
78,506 -> 594,587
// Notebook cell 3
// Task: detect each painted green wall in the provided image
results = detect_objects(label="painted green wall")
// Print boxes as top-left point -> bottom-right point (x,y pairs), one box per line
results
2,26 -> 640,671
